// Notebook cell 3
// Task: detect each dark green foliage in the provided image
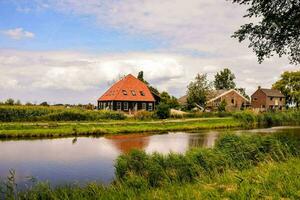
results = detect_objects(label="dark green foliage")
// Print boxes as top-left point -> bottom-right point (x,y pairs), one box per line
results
214,68 -> 236,90
0,106 -> 126,122
155,103 -> 170,119
115,133 -> 300,188
160,91 -> 180,109
231,0 -> 300,64
272,71 -> 300,107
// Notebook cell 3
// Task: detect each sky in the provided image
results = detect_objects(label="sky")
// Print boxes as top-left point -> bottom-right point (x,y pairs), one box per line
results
0,0 -> 299,104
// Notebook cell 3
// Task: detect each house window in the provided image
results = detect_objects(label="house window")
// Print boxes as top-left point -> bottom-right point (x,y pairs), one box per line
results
103,102 -> 106,109
124,102 -> 128,110
122,90 -> 127,95
117,102 -> 121,110
253,98 -> 257,101
131,90 -> 136,96
140,91 -> 145,96
270,97 -> 273,100
231,98 -> 234,104
142,103 -> 146,110
148,103 -> 153,111
280,98 -> 282,101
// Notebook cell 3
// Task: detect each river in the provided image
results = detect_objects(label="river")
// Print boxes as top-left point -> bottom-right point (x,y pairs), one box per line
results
0,126 -> 299,187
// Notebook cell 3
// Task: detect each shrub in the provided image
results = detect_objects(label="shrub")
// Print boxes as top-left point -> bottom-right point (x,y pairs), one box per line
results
233,110 -> 257,126
155,103 -> 170,119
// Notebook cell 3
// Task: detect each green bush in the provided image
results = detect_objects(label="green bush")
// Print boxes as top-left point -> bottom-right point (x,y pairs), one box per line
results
115,133 -> 300,188
155,103 -> 170,119
0,106 -> 126,122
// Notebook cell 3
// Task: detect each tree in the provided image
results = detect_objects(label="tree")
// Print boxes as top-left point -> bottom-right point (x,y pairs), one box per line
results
187,73 -> 212,109
160,91 -> 180,109
40,101 -> 49,106
137,71 -> 149,84
231,0 -> 300,64
272,71 -> 300,108
5,98 -> 15,105
236,88 -> 250,100
214,68 -> 236,90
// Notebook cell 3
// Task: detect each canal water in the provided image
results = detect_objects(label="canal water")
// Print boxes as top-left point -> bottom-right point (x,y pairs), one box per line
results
0,126 -> 299,187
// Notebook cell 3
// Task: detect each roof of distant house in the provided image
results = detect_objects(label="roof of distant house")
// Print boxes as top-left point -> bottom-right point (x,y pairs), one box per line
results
254,88 -> 285,97
98,74 -> 155,102
178,89 -> 249,105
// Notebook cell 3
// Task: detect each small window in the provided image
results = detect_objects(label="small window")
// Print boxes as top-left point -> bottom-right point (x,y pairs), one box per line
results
140,91 -> 145,96
142,103 -> 146,110
148,103 -> 153,111
117,102 -> 121,110
124,102 -> 128,110
103,102 -> 107,109
231,98 -> 234,104
131,90 -> 136,96
280,98 -> 282,101
122,90 -> 127,95
270,97 -> 273,100
253,98 -> 257,101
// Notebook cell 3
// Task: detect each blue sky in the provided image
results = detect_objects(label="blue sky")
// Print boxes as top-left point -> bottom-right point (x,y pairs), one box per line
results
0,0 -> 165,52
0,0 -> 297,104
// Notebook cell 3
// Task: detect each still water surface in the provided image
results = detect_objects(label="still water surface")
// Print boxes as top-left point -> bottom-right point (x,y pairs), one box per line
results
0,126 -> 299,187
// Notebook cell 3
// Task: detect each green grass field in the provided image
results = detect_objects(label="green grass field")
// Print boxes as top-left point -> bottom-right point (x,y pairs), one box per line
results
0,117 -> 241,138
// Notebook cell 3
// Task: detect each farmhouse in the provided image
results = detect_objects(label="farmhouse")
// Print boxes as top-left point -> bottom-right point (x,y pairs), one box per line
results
178,89 -> 249,111
251,87 -> 285,111
206,89 -> 249,111
97,74 -> 157,112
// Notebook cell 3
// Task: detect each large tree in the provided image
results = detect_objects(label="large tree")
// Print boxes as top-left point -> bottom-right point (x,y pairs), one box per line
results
187,73 -> 212,109
272,71 -> 300,108
214,68 -> 236,90
231,0 -> 300,64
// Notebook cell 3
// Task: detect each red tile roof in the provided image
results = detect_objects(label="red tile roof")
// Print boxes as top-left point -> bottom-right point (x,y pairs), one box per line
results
98,74 -> 155,102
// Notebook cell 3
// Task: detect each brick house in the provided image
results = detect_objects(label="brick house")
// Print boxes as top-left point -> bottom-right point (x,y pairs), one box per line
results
178,89 -> 249,111
206,89 -> 249,111
97,74 -> 157,112
251,87 -> 285,111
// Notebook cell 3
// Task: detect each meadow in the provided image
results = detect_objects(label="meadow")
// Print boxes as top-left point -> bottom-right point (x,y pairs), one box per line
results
1,133 -> 299,199
0,105 -> 299,138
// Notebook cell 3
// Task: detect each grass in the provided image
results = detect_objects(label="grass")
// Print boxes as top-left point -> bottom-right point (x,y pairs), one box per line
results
1,133 -> 300,199
0,117 -> 241,138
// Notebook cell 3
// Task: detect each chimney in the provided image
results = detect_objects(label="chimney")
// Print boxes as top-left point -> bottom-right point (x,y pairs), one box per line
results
258,86 -> 261,89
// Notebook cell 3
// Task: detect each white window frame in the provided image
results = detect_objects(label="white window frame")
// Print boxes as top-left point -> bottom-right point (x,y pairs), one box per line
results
148,103 -> 153,111
124,102 -> 128,111
117,102 -> 121,110
142,103 -> 146,110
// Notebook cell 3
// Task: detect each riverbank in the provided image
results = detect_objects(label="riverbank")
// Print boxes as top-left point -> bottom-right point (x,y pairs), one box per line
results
0,117 -> 241,138
2,133 -> 299,199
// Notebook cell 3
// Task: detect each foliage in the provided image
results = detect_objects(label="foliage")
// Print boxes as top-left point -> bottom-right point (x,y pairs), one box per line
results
0,106 -> 126,122
214,68 -> 236,90
155,103 -> 170,119
272,70 -> 300,107
236,87 -> 250,100
187,73 -> 212,109
137,71 -> 160,95
231,0 -> 300,64
114,133 -> 300,188
160,91 -> 180,109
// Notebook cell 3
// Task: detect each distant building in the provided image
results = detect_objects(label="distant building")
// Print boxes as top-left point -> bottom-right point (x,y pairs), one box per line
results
206,89 -> 249,111
251,87 -> 285,111
178,89 -> 249,111
97,74 -> 157,112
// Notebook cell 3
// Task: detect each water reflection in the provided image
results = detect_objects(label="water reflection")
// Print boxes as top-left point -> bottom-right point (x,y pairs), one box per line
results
0,126 -> 299,187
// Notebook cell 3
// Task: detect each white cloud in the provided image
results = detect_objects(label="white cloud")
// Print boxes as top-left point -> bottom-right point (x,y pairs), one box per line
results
2,28 -> 35,40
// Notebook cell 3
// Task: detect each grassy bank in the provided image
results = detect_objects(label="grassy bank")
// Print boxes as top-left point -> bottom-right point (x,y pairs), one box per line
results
0,117 -> 240,138
1,133 -> 299,199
